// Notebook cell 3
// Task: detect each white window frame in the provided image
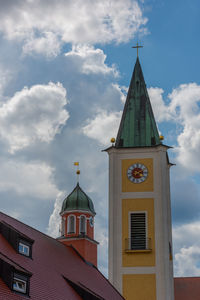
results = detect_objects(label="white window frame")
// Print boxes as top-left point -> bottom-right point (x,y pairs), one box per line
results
67,215 -> 76,234
129,211 -> 148,250
13,277 -> 27,294
79,215 -> 87,234
18,242 -> 30,257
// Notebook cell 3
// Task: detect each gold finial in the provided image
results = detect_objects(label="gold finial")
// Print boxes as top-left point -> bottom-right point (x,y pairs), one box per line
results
110,137 -> 115,146
74,162 -> 80,182
159,135 -> 164,141
132,42 -> 143,58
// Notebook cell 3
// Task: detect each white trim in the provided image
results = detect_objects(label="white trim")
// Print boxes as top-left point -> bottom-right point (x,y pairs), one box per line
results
122,267 -> 156,274
60,210 -> 95,217
121,192 -> 155,198
105,144 -> 169,155
67,214 -> 76,234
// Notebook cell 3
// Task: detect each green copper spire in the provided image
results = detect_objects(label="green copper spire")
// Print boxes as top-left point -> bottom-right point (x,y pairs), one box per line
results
115,57 -> 161,148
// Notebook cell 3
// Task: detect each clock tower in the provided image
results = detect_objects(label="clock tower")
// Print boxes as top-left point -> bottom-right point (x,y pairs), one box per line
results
105,57 -> 174,300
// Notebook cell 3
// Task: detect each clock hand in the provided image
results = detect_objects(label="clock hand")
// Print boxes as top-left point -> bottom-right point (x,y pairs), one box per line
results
133,170 -> 139,175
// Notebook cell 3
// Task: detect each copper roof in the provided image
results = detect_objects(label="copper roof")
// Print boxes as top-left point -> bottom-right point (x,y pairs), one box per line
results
61,183 -> 96,215
115,57 -> 161,148
0,211 -> 124,300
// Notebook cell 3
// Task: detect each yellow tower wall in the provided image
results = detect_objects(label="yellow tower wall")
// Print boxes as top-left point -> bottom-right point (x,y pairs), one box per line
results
123,274 -> 156,300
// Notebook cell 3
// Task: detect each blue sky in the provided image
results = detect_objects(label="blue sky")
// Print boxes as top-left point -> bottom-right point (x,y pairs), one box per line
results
0,0 -> 200,277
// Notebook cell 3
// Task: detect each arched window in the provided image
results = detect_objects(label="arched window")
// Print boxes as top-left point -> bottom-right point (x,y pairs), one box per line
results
61,217 -> 65,236
80,215 -> 86,234
67,215 -> 76,234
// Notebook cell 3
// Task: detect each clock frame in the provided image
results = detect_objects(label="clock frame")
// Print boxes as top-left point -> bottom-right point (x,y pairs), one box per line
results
127,163 -> 148,184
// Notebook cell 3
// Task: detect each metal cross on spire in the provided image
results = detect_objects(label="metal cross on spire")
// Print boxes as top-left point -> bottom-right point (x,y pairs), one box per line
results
132,42 -> 143,58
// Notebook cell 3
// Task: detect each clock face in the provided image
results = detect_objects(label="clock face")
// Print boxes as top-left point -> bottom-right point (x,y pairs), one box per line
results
127,163 -> 148,183
89,216 -> 94,227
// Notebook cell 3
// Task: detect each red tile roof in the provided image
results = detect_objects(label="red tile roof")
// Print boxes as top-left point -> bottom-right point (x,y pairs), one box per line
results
0,211 -> 124,300
174,277 -> 200,300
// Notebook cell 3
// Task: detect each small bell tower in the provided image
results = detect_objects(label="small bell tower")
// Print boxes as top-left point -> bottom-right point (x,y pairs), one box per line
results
57,163 -> 98,267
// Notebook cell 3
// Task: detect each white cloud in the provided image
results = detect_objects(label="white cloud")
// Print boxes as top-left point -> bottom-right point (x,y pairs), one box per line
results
146,83 -> 200,173
95,225 -> 108,276
175,246 -> 200,277
0,82 -> 69,153
0,65 -> 12,100
65,45 -> 118,76
0,0 -> 147,56
0,160 -> 59,199
23,31 -> 61,57
82,110 -> 122,146
148,87 -> 171,122
168,83 -> 200,172
112,84 -> 128,103
47,191 -> 65,237
173,222 -> 200,276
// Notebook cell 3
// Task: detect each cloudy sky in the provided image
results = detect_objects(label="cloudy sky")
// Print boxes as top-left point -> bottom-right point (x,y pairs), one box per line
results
0,0 -> 200,277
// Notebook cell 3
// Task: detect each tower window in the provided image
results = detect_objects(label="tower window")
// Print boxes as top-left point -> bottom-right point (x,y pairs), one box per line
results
67,215 -> 76,234
130,212 -> 147,250
80,216 -> 86,234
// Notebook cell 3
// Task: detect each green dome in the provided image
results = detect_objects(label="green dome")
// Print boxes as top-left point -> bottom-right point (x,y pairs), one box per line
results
61,183 -> 96,214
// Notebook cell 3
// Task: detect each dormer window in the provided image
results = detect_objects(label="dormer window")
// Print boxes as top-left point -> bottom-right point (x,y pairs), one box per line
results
18,241 -> 30,257
0,248 -> 32,296
13,274 -> 27,294
0,221 -> 34,258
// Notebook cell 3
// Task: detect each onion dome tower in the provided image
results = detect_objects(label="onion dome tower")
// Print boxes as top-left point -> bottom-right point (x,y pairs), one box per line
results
57,165 -> 98,267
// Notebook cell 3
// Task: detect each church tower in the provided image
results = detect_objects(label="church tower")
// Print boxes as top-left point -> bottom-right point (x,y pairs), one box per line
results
57,180 -> 98,267
106,56 -> 174,299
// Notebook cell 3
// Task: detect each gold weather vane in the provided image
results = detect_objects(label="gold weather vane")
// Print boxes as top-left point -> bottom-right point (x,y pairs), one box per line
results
132,42 -> 143,58
74,162 -> 80,183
